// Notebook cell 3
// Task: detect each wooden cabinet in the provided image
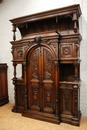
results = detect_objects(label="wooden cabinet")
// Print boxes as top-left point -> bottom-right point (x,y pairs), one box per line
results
10,4 -> 82,126
0,64 -> 9,105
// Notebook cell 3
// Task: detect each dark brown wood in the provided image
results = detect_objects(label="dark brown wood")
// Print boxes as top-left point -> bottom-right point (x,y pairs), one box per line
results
0,64 -> 9,106
10,4 -> 82,126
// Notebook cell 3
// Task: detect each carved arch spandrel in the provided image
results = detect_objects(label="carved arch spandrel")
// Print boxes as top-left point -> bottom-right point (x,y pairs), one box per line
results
25,43 -> 57,62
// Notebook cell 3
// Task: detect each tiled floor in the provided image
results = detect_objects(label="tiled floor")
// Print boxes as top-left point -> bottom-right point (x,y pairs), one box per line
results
0,103 -> 87,130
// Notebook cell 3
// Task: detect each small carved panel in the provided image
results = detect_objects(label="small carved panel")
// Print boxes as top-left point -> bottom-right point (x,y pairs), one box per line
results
59,43 -> 74,58
12,43 -> 32,61
17,86 -> 25,107
43,84 -> 54,114
15,47 -> 24,59
31,87 -> 40,111
17,50 -> 23,57
50,41 -> 58,58
64,91 -> 70,110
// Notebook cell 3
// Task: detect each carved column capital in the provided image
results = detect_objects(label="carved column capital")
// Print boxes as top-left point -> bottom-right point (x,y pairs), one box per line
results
53,60 -> 59,68
74,63 -> 79,81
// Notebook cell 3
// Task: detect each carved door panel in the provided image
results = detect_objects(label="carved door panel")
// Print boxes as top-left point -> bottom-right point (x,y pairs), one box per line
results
60,89 -> 73,115
27,46 -> 55,114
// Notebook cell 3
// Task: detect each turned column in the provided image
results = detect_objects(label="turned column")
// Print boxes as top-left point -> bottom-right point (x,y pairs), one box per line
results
12,24 -> 16,41
72,12 -> 78,33
74,89 -> 78,117
74,63 -> 79,81
13,63 -> 17,111
13,63 -> 17,79
54,60 -> 59,116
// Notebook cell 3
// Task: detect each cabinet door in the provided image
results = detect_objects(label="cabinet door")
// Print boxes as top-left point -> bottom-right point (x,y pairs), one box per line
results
0,65 -> 8,105
27,46 -> 56,114
60,88 -> 74,116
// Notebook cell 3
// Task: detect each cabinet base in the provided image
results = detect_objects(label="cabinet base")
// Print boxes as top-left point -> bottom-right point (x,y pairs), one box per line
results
22,110 -> 60,124
12,106 -> 24,113
12,107 -> 81,126
0,96 -> 9,106
60,111 -> 81,126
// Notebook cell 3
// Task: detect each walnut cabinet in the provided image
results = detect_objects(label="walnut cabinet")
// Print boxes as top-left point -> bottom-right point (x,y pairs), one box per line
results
0,64 -> 9,105
10,4 -> 82,126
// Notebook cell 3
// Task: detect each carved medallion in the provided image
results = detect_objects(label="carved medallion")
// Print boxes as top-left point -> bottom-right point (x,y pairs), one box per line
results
62,46 -> 70,55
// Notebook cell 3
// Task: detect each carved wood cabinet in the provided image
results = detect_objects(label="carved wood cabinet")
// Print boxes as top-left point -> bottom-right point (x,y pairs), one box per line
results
10,4 -> 82,126
0,64 -> 9,105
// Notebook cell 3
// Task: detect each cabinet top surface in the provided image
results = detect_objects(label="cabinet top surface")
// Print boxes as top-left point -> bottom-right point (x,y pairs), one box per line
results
10,4 -> 81,24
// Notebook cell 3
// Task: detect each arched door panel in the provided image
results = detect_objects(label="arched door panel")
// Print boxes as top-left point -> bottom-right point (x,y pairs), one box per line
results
27,46 -> 56,114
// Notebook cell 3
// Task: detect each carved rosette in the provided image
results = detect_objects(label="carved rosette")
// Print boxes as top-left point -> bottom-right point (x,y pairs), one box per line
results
62,46 -> 71,55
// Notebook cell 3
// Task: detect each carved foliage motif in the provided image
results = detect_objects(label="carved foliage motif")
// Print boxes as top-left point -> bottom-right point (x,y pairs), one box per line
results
64,91 -> 70,110
19,86 -> 25,103
50,42 -> 58,57
44,50 -> 51,79
32,50 -> 38,79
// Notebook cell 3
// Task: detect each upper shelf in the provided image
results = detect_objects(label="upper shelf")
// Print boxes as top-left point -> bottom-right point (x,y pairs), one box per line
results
10,4 -> 82,40
10,4 -> 81,24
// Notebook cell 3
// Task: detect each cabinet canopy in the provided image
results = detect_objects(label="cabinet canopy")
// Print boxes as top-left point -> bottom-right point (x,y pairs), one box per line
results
10,4 -> 82,39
